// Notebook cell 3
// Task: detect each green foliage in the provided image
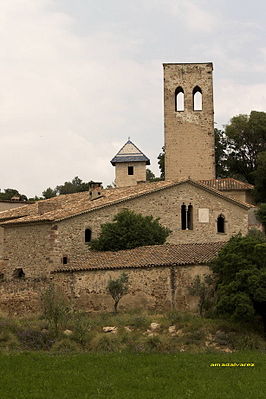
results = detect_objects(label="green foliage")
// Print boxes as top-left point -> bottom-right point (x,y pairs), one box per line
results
157,146 -> 165,179
51,338 -> 82,353
41,285 -> 72,336
189,275 -> 216,316
0,188 -> 27,201
224,111 -> 266,183
0,331 -> 20,351
211,233 -> 266,332
90,209 -> 171,251
253,152 -> 266,203
214,128 -> 228,178
55,176 -> 91,195
146,169 -> 161,182
42,176 -> 93,198
42,187 -> 57,199
107,273 -> 129,313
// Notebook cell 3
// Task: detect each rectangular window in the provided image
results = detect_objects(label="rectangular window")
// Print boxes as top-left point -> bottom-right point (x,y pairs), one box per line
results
128,166 -> 134,175
62,256 -> 68,265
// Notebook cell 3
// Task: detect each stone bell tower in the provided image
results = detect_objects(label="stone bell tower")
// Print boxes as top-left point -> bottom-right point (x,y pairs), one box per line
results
163,63 -> 215,181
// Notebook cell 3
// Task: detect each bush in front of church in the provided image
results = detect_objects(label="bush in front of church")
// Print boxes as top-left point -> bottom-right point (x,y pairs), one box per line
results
90,209 -> 171,251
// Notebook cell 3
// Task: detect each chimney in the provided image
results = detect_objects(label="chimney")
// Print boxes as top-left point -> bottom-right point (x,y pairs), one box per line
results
89,181 -> 103,201
37,200 -> 61,215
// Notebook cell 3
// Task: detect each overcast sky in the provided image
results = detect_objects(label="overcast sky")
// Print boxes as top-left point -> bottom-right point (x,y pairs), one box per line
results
0,0 -> 265,197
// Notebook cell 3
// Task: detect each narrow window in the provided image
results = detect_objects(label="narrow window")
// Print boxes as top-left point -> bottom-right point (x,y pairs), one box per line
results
62,256 -> 68,265
85,228 -> 92,243
193,86 -> 202,111
181,204 -> 187,230
175,87 -> 184,111
217,214 -> 225,233
128,166 -> 134,175
187,204 -> 193,230
0,273 -> 4,281
13,268 -> 25,279
181,203 -> 193,230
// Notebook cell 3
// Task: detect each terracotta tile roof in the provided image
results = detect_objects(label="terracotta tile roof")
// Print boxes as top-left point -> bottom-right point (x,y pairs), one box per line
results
199,178 -> 254,191
0,179 -> 253,226
52,242 -> 226,273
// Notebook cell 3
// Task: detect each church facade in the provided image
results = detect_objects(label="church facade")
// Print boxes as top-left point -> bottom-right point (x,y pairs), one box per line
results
0,63 -> 260,313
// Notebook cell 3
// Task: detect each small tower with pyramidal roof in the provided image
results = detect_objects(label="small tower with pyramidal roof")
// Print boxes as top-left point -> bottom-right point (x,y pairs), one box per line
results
111,139 -> 150,187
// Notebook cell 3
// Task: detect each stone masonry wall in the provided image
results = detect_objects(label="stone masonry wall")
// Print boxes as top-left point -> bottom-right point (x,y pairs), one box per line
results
115,162 -> 147,187
0,264 -> 210,315
1,223 -> 57,280
54,182 -> 248,266
164,63 -> 215,181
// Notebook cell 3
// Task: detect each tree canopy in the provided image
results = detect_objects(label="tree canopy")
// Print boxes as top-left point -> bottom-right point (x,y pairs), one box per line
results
223,111 -> 266,183
42,176 -> 93,198
90,209 -> 171,251
210,232 -> 266,333
0,188 -> 27,201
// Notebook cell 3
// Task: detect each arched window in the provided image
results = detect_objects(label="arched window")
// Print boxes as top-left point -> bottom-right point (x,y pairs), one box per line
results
85,228 -> 92,243
187,204 -> 193,230
181,203 -> 193,230
175,87 -> 184,111
181,204 -> 187,230
217,214 -> 225,233
193,86 -> 202,111
13,268 -> 25,279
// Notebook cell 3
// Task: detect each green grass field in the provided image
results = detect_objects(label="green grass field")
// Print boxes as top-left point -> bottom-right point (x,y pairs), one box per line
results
0,351 -> 265,399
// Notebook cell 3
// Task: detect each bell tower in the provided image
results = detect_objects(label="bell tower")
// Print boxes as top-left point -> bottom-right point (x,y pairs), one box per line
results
163,63 -> 215,181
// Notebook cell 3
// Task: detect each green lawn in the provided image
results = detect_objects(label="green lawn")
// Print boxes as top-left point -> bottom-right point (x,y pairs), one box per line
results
0,351 -> 265,399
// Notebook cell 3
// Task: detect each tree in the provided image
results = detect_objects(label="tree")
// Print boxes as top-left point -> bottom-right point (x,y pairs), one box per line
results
157,147 -> 165,179
253,151 -> 266,203
189,275 -> 216,317
90,209 -> 171,251
146,169 -> 156,181
42,187 -> 57,199
41,284 -> 72,336
56,176 -> 91,195
107,272 -> 129,312
0,188 -> 27,201
42,176 -> 93,198
214,128 -> 228,178
224,111 -> 266,183
210,232 -> 266,334
256,203 -> 266,230
146,169 -> 161,182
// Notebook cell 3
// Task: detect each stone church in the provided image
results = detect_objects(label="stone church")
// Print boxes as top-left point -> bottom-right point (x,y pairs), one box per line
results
0,63 -> 260,313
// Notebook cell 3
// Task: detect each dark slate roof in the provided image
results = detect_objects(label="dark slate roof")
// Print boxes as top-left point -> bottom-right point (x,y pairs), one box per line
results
110,140 -> 150,165
52,242 -> 226,273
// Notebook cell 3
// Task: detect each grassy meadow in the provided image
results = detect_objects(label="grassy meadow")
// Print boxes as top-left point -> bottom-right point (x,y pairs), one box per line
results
0,351 -> 265,399
0,309 -> 265,398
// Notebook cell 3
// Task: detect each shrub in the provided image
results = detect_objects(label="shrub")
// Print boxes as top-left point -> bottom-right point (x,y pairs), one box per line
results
41,284 -> 72,336
16,329 -> 54,350
129,315 -> 150,329
51,338 -> 82,353
71,313 -> 92,347
0,331 -> 20,351
89,334 -> 120,352
90,209 -> 171,251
